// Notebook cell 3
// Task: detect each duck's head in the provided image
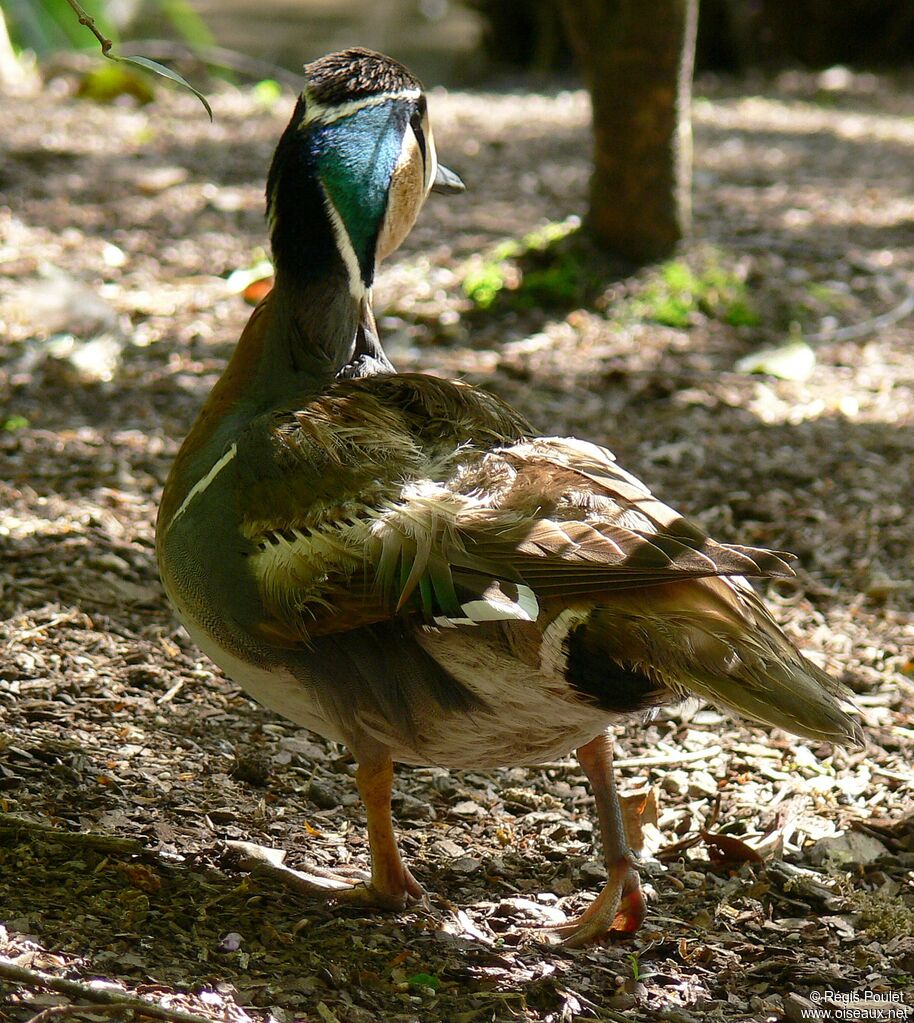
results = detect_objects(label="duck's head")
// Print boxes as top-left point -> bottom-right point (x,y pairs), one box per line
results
266,48 -> 463,298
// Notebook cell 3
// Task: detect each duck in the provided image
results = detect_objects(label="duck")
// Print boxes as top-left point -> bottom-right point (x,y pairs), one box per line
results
156,47 -> 862,947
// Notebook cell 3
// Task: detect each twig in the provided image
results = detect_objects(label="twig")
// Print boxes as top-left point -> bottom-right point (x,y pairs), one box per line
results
222,840 -> 354,896
804,285 -> 914,345
0,960 -> 215,1023
26,1004 -> 129,1023
870,763 -> 914,783
536,744 -> 723,771
60,0 -> 212,119
62,0 -> 113,58
6,610 -> 84,649
0,813 -> 145,856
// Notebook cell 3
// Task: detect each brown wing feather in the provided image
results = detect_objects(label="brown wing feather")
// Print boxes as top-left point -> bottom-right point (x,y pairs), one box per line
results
240,385 -> 793,645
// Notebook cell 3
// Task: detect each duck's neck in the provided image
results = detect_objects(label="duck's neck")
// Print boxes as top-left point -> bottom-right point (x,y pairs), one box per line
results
258,113 -> 374,391
260,271 -> 360,388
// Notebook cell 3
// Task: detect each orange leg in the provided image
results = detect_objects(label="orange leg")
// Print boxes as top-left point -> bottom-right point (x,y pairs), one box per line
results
332,753 -> 424,910
545,733 -> 646,947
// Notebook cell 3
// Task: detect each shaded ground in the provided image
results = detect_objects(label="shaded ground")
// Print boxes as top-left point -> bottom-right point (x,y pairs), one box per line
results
1,65 -> 913,1023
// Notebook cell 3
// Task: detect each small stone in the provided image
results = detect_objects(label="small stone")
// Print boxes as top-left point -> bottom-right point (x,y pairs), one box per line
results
307,779 -> 341,809
552,877 -> 575,896
662,770 -> 690,796
431,774 -> 459,797
430,838 -> 465,859
451,799 -> 484,816
136,165 -> 189,194
606,993 -> 636,1010
579,860 -> 607,884
451,856 -> 481,875
231,751 -> 271,787
687,771 -> 719,799
395,793 -> 433,820
783,993 -> 820,1023
491,897 -> 566,926
219,931 -> 243,952
808,831 -> 888,868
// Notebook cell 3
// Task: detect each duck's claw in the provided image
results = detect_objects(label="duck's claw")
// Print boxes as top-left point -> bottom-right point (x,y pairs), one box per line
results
537,859 -> 645,947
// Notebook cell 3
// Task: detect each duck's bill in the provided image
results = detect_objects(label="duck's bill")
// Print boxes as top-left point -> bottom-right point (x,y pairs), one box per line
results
432,163 -> 465,194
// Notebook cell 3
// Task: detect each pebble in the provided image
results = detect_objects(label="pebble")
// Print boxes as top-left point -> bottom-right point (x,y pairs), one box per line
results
491,897 -> 567,926
430,838 -> 465,859
451,856 -> 481,875
579,860 -> 607,884
307,779 -> 341,809
395,793 -> 434,820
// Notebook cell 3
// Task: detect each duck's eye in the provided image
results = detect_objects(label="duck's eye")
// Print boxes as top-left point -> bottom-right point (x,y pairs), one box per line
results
410,110 -> 427,163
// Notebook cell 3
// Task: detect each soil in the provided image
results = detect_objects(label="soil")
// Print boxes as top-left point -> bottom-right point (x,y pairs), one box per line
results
0,64 -> 913,1023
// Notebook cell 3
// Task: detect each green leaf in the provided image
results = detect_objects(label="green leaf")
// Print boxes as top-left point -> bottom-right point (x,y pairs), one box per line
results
117,54 -> 213,120
407,973 -> 440,990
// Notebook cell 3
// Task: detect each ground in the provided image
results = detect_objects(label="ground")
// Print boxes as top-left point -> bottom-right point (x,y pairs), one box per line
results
1,64 -> 913,1023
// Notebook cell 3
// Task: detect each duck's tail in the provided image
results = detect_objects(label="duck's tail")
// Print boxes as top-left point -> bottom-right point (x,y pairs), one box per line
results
585,576 -> 862,746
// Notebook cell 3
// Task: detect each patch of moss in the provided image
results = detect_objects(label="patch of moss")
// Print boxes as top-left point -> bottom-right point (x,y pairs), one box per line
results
630,253 -> 761,328
461,217 -> 596,311
851,888 -> 914,941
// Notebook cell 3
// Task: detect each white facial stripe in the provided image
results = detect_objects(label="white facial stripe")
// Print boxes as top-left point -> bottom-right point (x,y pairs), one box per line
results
168,443 -> 237,530
322,190 -> 366,298
302,87 -> 422,127
424,124 -> 439,195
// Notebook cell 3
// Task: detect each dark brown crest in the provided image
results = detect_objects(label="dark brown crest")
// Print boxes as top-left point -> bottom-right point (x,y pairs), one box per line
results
303,48 -> 422,107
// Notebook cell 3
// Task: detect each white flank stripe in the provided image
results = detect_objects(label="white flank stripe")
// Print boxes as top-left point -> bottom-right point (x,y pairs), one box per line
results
302,88 -> 421,127
168,443 -> 238,530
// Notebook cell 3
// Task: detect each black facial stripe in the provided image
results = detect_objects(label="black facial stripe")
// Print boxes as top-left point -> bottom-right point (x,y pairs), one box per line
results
410,112 -> 427,165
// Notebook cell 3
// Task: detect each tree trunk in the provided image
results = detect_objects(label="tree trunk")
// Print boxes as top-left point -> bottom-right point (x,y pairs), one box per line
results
561,0 -> 699,262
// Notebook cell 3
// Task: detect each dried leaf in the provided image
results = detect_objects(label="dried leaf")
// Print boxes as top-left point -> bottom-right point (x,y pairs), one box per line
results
735,339 -> 816,381
702,830 -> 764,865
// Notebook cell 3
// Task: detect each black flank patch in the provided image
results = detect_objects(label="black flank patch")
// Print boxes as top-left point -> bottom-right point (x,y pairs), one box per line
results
564,621 -> 667,714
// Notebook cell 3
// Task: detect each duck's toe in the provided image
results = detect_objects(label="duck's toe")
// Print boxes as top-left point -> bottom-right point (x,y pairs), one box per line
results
534,859 -> 645,948
330,867 -> 425,912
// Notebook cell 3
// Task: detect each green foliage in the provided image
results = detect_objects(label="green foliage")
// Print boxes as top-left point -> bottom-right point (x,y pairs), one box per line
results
76,61 -> 155,105
2,415 -> 30,431
462,260 -> 509,311
158,0 -> 214,49
407,973 -> 440,990
4,0 -> 115,55
5,0 -> 212,56
252,78 -> 283,108
461,235 -> 761,333
116,54 -> 212,119
462,217 -> 597,311
630,253 -> 760,328
4,0 -> 213,118
629,953 -> 641,981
